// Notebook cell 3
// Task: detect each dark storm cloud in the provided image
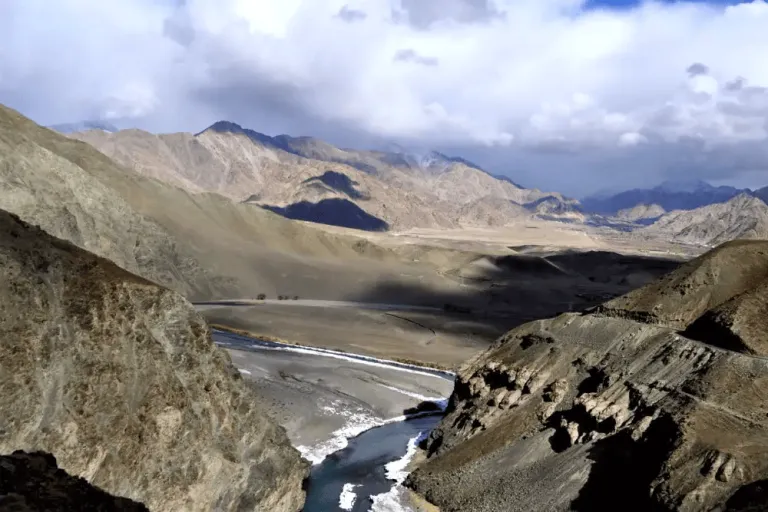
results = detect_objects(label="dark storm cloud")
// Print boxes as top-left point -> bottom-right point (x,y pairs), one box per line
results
686,62 -> 709,77
337,5 -> 367,23
393,49 -> 439,66
395,0 -> 504,29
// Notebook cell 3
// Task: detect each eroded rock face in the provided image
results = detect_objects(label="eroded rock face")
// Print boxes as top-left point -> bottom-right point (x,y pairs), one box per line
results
0,211 -> 308,511
408,241 -> 768,512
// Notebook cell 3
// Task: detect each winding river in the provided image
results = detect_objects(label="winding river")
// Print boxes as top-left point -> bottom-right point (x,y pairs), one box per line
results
211,329 -> 453,512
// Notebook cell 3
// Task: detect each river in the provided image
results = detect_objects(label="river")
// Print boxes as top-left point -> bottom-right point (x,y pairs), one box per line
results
303,415 -> 442,512
211,329 -> 452,512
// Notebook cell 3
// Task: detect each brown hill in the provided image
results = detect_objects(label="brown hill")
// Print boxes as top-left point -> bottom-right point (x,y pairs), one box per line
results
408,240 -> 768,511
0,104 -> 471,303
0,209 -> 307,511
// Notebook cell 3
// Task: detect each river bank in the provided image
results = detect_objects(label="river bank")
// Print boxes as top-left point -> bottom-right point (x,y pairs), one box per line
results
212,329 -> 451,510
213,328 -> 452,454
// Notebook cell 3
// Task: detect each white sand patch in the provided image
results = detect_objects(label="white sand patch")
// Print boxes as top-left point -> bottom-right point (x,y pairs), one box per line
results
370,485 -> 411,512
380,384 -> 444,403
296,401 -> 408,465
213,329 -> 455,381
339,483 -> 359,511
385,431 -> 428,483
370,431 -> 430,512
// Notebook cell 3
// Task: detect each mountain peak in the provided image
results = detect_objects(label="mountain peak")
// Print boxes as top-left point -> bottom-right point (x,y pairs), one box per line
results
200,120 -> 244,135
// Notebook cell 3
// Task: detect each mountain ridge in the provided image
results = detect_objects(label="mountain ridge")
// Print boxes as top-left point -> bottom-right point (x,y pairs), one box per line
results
407,239 -> 768,511
71,121 -> 573,231
582,180 -> 751,215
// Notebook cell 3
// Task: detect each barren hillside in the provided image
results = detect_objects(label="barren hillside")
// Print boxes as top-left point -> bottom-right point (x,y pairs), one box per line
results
0,209 -> 307,511
408,240 -> 768,511
0,104 -> 473,302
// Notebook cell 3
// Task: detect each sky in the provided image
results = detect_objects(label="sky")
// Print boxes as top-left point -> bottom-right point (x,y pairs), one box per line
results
2,0 -> 768,197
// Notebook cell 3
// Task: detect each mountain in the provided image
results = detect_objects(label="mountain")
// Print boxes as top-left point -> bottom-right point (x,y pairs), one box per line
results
1,103 -> 465,304
614,203 -> 666,223
0,208 -> 307,511
0,104 -> 215,298
71,121 -> 571,231
490,173 -> 525,188
48,120 -> 118,134
644,193 -> 768,246
753,185 -> 768,204
582,179 -> 749,215
408,240 -> 768,511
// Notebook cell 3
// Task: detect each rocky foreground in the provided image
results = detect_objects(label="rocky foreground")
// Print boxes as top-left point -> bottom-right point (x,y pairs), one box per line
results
408,240 -> 768,511
0,450 -> 149,511
0,210 -> 308,511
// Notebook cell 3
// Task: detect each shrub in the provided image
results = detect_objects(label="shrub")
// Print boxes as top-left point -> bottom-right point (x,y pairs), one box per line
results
257,294 -> 266,301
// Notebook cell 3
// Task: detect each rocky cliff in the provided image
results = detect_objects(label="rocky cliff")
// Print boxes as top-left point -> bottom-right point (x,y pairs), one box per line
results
0,210 -> 308,511
408,240 -> 768,511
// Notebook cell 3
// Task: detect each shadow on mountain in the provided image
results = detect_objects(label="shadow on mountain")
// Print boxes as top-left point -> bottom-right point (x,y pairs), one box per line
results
302,171 -> 367,200
347,250 -> 681,338
570,414 -> 680,512
261,198 -> 389,232
0,450 -> 149,511
724,480 -> 768,511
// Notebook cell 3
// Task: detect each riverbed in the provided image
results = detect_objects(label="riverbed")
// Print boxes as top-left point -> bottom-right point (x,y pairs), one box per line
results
211,330 -> 453,511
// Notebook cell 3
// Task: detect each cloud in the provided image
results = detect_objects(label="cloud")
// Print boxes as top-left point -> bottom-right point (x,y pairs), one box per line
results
337,5 -> 367,22
393,49 -> 439,66
3,0 -> 768,195
394,0 -> 505,28
686,62 -> 710,77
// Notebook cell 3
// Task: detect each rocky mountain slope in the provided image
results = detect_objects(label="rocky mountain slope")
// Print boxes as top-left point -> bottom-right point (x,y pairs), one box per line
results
0,209 -> 308,511
408,240 -> 768,511
70,122 -> 574,230
643,194 -> 768,246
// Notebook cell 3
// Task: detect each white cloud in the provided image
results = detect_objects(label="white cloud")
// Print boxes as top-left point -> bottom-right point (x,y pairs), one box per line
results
3,0 -> 768,194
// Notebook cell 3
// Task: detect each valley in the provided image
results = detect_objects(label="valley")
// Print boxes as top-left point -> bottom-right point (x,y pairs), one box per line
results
1,101 -> 768,512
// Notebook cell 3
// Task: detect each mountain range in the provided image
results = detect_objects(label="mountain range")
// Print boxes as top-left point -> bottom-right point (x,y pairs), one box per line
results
62,120 -> 768,246
69,121 -> 582,231
581,179 -> 751,216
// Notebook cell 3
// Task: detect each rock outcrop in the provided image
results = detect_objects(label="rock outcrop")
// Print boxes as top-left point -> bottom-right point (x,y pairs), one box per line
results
0,210 -> 308,511
0,450 -> 148,511
408,240 -> 768,511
